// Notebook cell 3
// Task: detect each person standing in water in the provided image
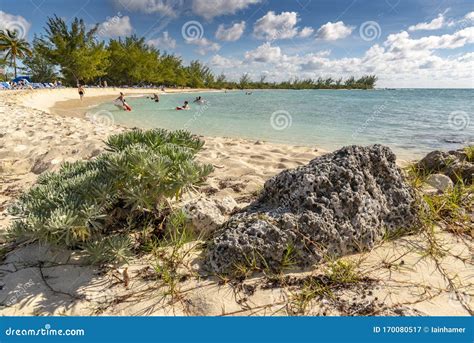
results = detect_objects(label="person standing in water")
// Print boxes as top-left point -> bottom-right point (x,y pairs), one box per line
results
78,85 -> 85,100
116,92 -> 125,105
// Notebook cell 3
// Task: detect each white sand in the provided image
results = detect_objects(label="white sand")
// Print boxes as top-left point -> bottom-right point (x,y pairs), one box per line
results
0,88 -> 471,316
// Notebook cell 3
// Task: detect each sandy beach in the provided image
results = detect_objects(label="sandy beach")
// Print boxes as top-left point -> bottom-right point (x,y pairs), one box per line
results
0,88 -> 472,316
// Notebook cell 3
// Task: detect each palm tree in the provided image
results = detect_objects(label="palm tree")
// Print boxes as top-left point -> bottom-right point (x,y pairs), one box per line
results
0,29 -> 32,78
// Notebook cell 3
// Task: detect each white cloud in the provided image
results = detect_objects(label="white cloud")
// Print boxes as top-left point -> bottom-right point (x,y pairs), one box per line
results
210,54 -> 242,68
217,26 -> 474,87
316,21 -> 353,41
408,13 -> 446,31
116,0 -> 182,17
299,26 -> 314,38
253,11 -> 299,40
98,15 -> 133,37
147,31 -> 176,50
385,27 -> 474,53
465,11 -> 474,21
245,42 -> 282,63
186,37 -> 220,55
192,0 -> 261,20
215,21 -> 246,41
0,11 -> 31,39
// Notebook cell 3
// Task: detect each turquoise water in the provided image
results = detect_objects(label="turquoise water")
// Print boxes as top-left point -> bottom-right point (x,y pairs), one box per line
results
93,89 -> 473,159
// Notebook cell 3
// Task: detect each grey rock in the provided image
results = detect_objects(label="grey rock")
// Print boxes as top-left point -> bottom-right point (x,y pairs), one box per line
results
216,196 -> 238,214
417,148 -> 473,184
207,145 -> 419,274
30,156 -> 51,174
184,196 -> 238,235
426,174 -> 454,192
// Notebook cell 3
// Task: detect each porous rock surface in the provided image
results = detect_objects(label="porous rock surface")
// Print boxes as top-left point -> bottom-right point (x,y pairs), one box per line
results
207,145 -> 419,273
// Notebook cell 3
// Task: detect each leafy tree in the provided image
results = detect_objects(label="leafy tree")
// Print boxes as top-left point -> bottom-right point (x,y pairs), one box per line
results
239,73 -> 251,89
22,44 -> 57,82
186,60 -> 214,88
158,54 -> 187,86
215,73 -> 227,88
36,15 -> 109,85
107,36 -> 161,85
0,29 -> 32,78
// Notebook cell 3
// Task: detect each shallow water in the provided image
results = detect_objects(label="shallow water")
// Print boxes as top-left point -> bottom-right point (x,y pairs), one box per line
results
92,89 -> 473,159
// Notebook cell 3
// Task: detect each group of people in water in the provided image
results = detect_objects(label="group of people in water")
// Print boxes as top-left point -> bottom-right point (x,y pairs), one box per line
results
78,85 -> 212,111
147,94 -> 206,110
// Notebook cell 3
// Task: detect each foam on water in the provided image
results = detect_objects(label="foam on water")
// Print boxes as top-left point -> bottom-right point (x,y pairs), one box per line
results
92,89 -> 473,159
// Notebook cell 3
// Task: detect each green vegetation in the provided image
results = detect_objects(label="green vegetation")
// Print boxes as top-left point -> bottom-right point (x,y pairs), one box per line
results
290,258 -> 362,315
22,45 -> 57,83
464,145 -> 474,162
405,155 -> 473,238
148,210 -> 200,300
422,180 -> 473,236
0,29 -> 32,78
8,129 -> 213,264
326,259 -> 360,284
2,15 -> 377,89
36,16 -> 109,84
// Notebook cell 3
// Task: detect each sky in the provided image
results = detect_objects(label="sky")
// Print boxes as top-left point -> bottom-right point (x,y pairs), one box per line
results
0,0 -> 473,88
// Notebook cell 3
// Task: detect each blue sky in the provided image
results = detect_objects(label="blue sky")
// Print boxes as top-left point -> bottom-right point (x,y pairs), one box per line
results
0,0 -> 473,87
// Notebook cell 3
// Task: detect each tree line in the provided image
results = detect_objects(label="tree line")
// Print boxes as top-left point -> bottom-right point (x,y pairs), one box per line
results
0,15 -> 377,89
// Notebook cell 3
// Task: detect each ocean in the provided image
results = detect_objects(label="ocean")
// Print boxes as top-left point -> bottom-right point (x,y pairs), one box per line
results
91,89 -> 473,159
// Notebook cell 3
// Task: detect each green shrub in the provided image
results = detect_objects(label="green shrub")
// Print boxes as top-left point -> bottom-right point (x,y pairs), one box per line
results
464,145 -> 474,163
8,129 -> 213,263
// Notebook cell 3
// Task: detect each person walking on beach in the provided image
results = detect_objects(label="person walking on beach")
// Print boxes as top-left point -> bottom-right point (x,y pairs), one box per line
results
78,85 -> 85,100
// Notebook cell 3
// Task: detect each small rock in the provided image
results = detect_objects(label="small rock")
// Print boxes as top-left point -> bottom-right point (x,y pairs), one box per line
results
425,174 -> 454,192
216,196 -> 238,214
184,196 -> 237,235
31,158 -> 51,174
254,140 -> 263,145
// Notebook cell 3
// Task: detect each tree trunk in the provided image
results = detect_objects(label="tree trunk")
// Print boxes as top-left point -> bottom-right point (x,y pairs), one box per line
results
13,55 -> 17,78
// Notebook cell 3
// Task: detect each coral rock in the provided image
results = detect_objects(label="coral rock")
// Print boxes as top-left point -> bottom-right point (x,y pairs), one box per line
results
207,145 -> 418,273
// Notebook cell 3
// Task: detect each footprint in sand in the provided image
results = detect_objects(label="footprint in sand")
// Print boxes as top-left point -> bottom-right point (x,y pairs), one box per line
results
250,155 -> 266,160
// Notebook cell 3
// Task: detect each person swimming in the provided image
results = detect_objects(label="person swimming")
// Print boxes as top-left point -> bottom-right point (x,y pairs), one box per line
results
176,101 -> 190,110
152,93 -> 160,102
